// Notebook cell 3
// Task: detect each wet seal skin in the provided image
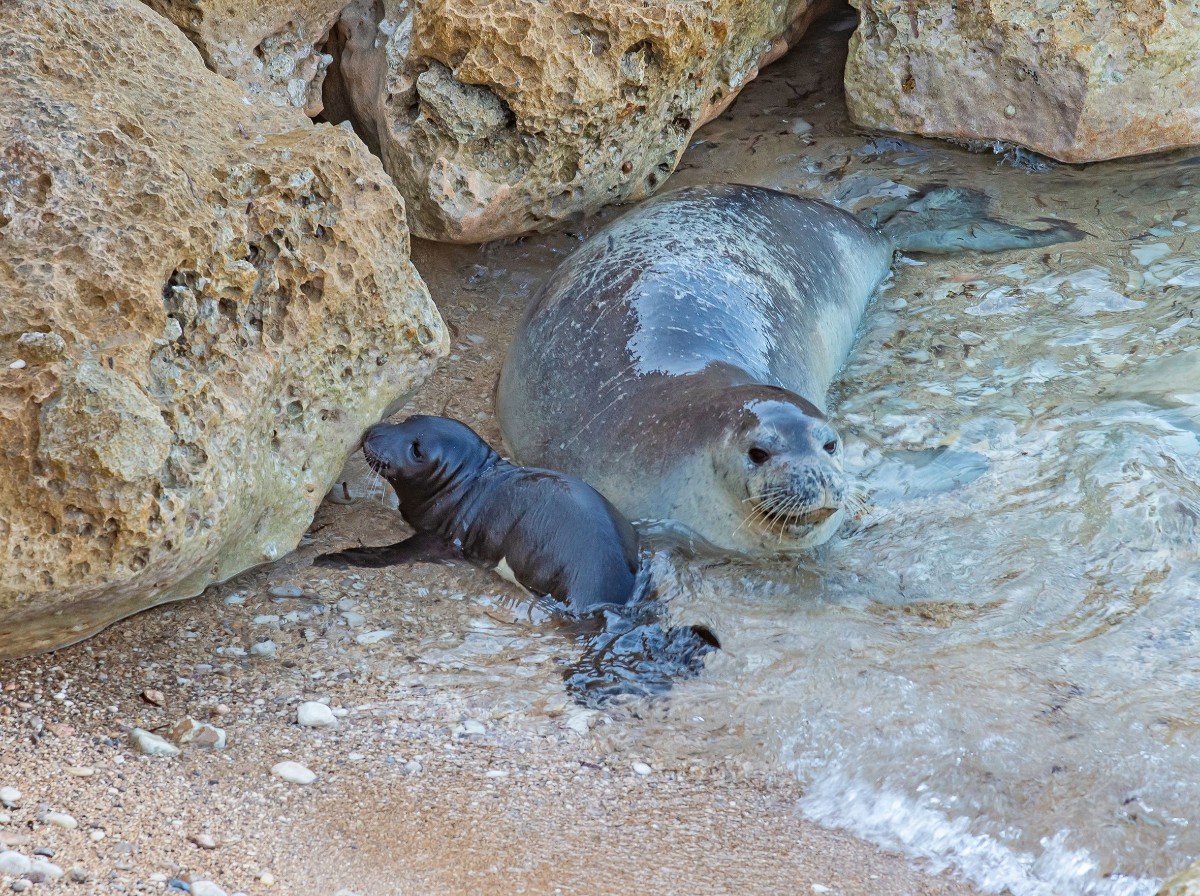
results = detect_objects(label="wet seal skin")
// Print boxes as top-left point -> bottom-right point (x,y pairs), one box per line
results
498,183 -> 1084,556
314,415 -> 717,698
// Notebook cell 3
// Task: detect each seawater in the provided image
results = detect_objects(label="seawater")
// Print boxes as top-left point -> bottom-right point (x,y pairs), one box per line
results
605,12 -> 1200,895
408,11 -> 1200,894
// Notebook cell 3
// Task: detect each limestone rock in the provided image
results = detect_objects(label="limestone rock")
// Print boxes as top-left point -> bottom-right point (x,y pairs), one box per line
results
1160,860 -> 1200,896
324,0 -> 831,242
0,0 -> 448,659
845,0 -> 1200,163
140,0 -> 347,116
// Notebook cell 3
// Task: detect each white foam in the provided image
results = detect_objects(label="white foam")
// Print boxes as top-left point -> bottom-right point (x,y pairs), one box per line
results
795,766 -> 1158,896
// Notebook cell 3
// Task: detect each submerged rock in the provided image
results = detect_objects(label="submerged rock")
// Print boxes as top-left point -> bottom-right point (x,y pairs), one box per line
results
845,0 -> 1200,163
323,0 -> 833,241
0,0 -> 448,660
140,0 -> 347,116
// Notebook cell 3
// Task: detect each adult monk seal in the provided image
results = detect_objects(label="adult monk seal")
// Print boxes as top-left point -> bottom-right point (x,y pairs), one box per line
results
497,183 -> 1082,556
314,415 -> 641,616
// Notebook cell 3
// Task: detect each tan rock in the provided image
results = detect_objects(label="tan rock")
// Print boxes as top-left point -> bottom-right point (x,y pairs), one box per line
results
325,0 -> 832,242
845,0 -> 1200,164
0,0 -> 448,659
140,0 -> 347,116
1161,860 -> 1200,896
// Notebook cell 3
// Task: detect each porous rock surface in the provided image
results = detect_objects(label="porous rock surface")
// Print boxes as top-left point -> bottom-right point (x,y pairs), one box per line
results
324,0 -> 831,242
845,0 -> 1200,163
0,0 -> 448,659
140,0 -> 347,116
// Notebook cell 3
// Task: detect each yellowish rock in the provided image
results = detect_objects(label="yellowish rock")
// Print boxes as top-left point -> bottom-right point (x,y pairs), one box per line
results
326,0 -> 832,241
1160,860 -> 1200,896
845,0 -> 1200,163
141,0 -> 347,115
0,0 -> 448,659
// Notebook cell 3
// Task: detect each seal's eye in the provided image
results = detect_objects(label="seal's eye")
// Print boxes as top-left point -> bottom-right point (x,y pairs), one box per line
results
748,447 -> 771,465
823,439 -> 838,456
410,440 -> 425,462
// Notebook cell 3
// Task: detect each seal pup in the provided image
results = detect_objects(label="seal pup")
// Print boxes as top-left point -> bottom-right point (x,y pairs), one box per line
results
497,183 -> 1083,556
314,415 -> 641,616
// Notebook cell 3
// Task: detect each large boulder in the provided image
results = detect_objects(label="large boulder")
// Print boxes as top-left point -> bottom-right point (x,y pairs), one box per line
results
844,0 -> 1200,163
324,0 -> 831,242
140,0 -> 348,116
0,0 -> 448,659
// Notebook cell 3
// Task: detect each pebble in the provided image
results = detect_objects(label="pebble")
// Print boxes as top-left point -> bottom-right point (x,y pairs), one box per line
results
257,872 -> 275,885
68,868 -> 88,883
191,882 -> 228,896
30,859 -> 63,879
66,766 -> 94,778
0,788 -> 19,808
0,851 -> 31,876
43,812 -> 77,830
340,611 -> 366,627
10,879 -> 31,893
270,761 -> 316,785
190,833 -> 218,849
250,640 -> 277,658
632,762 -> 652,776
168,718 -> 226,750
8,360 -> 26,370
456,720 -> 486,736
132,728 -> 181,757
0,814 -> 7,824
141,689 -> 166,706
268,584 -> 303,598
564,710 -> 597,735
355,629 -> 393,645
296,702 -> 337,728
811,885 -> 831,894
89,830 -> 105,842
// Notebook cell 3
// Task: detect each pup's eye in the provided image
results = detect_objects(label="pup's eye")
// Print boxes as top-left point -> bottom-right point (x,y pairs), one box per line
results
823,439 -> 838,455
748,447 -> 771,465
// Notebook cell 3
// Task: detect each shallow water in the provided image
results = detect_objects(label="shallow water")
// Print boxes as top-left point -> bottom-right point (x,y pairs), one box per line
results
401,10 -> 1200,894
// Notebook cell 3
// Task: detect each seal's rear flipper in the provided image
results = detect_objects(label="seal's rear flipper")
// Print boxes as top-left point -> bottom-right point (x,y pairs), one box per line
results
312,532 -> 465,569
875,186 -> 1087,254
563,604 -> 719,705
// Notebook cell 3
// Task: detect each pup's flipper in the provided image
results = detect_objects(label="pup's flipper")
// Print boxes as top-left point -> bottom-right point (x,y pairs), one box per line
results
312,532 -> 464,569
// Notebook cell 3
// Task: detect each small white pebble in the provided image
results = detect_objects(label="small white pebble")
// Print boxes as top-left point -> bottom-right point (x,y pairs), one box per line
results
9,359 -> 26,369
30,858 -> 64,879
355,629 -> 393,645
811,886 -> 831,894
268,584 -> 304,598
258,872 -> 275,885
485,769 -> 508,779
191,882 -> 229,896
271,761 -> 316,785
44,811 -> 78,829
250,640 -> 278,657
90,829 -> 106,842
0,851 -> 32,876
66,766 -> 94,777
0,786 -> 20,807
132,728 -> 181,757
632,762 -> 652,776
296,702 -> 337,728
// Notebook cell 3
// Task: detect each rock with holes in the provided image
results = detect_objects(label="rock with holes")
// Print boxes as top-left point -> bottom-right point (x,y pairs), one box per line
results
140,0 -> 347,116
322,0 -> 831,242
0,0 -> 448,660
845,0 -> 1200,163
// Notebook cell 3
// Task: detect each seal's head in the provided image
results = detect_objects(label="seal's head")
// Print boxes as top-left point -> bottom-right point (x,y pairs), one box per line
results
362,415 -> 495,506
713,395 -> 847,554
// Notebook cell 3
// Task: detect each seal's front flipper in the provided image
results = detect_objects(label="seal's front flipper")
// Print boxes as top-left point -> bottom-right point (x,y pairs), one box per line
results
312,533 -> 464,569
877,186 -> 1087,254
